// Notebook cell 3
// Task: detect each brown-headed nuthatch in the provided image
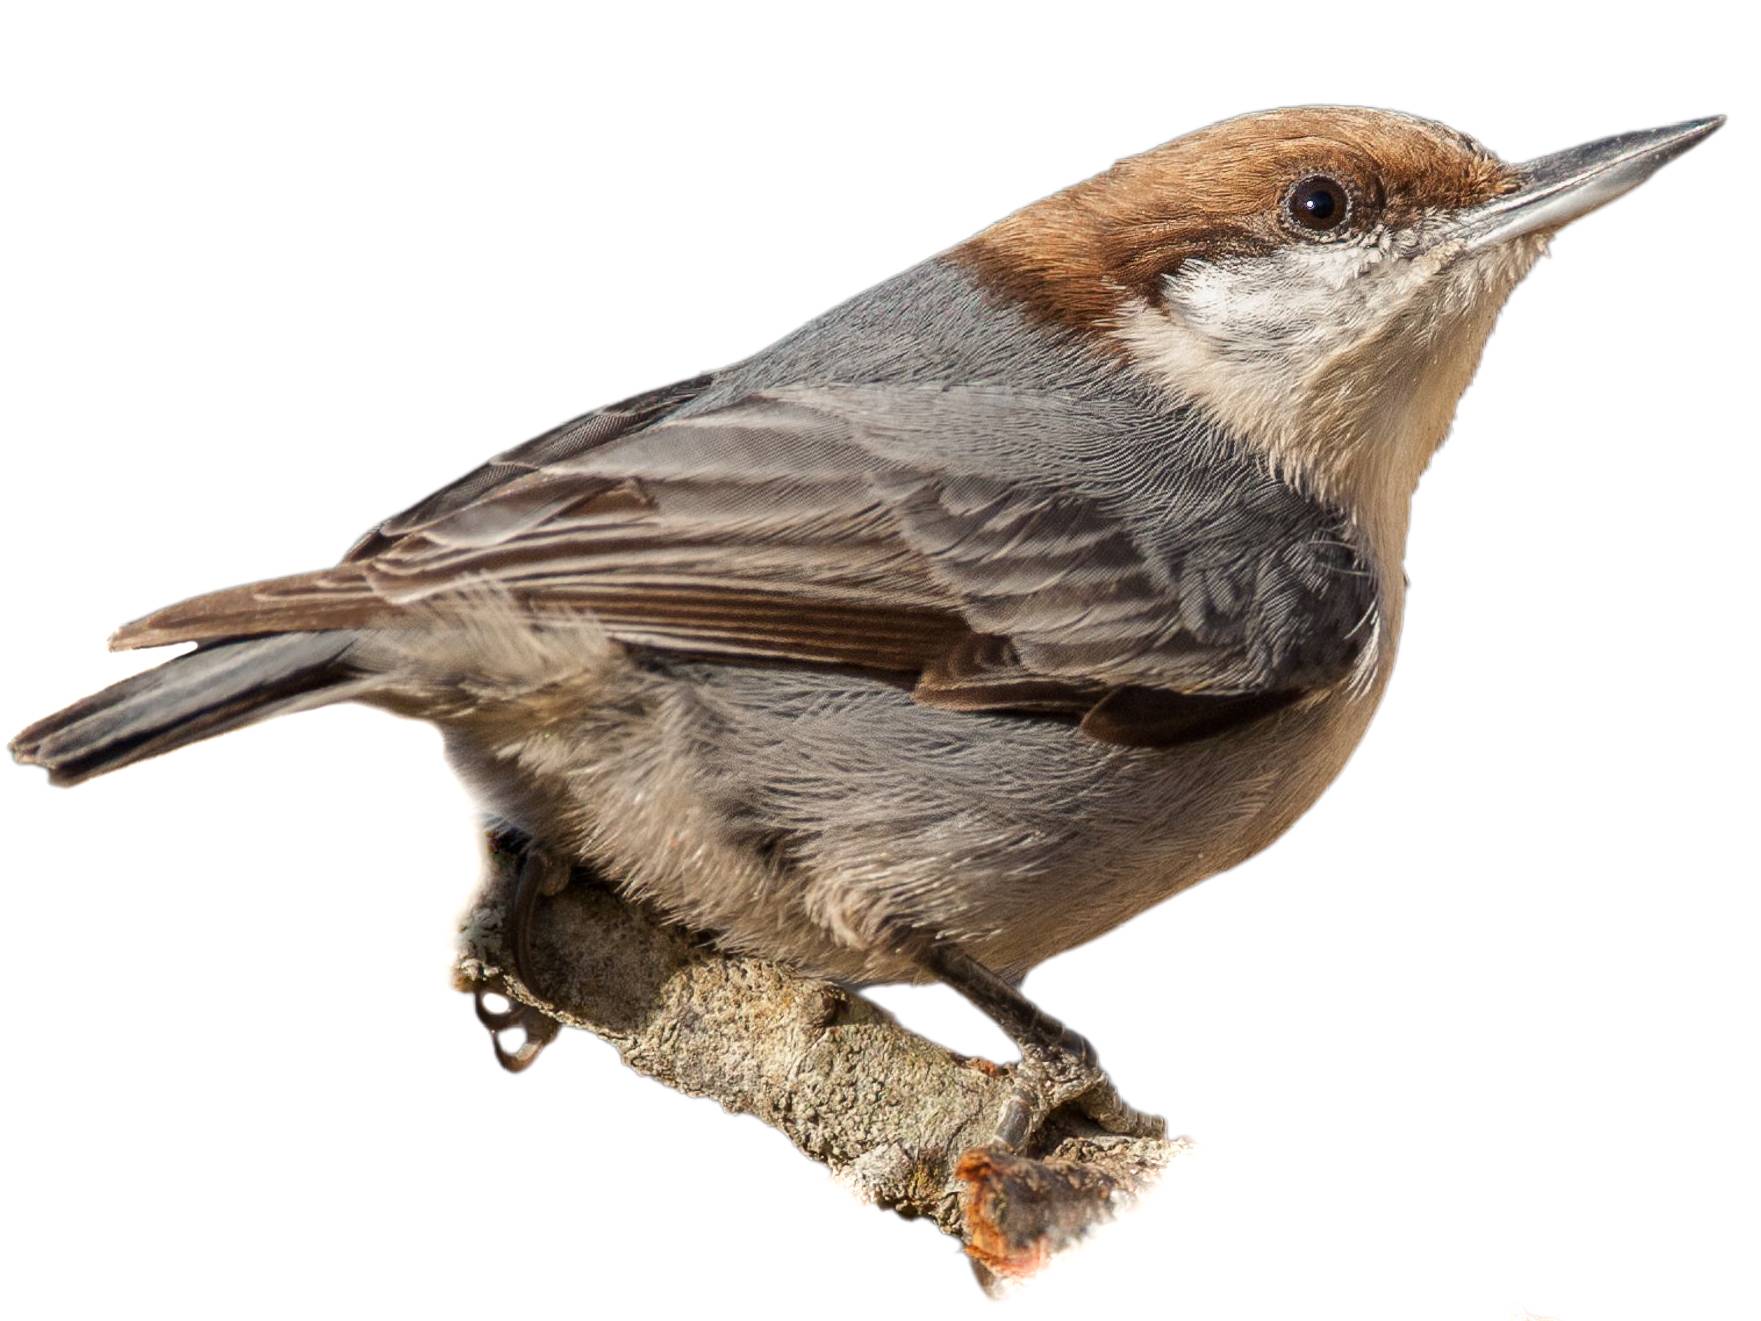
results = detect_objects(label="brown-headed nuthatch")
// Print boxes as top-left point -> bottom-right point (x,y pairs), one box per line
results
12,107 -> 1724,1146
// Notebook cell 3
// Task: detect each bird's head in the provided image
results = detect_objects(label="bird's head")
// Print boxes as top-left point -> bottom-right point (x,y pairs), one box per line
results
959,106 -> 1723,550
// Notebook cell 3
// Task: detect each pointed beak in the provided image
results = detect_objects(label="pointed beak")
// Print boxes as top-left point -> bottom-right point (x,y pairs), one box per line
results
1458,115 -> 1725,249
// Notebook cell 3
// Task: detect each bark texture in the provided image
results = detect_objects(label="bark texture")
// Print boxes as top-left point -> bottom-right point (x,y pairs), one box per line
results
453,838 -> 1181,1289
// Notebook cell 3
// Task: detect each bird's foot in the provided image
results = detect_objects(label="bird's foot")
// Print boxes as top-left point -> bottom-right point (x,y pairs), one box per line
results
473,825 -> 574,1074
993,1027 -> 1166,1151
507,843 -> 573,994
472,983 -> 561,1074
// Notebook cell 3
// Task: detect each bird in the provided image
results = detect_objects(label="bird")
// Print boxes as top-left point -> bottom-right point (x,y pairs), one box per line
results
12,106 -> 1724,1148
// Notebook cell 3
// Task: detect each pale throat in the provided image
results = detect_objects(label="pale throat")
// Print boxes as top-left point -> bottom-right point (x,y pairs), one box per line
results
1113,234 -> 1544,562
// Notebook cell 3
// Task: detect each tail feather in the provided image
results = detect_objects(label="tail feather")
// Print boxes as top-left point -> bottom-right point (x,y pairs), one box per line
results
11,632 -> 363,787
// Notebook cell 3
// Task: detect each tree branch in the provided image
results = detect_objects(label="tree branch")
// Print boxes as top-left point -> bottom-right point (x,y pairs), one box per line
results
452,838 -> 1181,1290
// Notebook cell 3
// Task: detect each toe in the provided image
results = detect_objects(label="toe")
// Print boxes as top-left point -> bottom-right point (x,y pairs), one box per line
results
473,985 -> 562,1074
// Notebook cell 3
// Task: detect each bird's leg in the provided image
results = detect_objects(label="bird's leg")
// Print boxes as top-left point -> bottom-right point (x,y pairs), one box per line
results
917,942 -> 1166,1151
473,827 -> 572,1074
506,842 -> 573,996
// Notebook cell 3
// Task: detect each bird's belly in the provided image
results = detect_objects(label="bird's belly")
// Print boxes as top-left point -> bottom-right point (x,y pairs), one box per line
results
445,655 -> 1384,985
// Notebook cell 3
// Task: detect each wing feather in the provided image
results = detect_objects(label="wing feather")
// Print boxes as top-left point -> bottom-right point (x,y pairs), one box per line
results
113,382 -> 1378,745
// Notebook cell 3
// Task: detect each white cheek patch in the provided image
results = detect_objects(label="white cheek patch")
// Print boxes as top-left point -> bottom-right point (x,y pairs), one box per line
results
1113,232 -> 1547,525
1111,247 -> 1400,467
1159,241 -> 1420,372
1116,238 -> 1526,446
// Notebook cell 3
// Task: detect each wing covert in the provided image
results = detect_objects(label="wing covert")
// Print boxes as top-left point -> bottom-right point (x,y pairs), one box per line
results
115,383 -> 1379,744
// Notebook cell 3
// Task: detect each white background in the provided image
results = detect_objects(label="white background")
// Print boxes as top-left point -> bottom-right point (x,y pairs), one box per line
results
2,5 -> 1753,1319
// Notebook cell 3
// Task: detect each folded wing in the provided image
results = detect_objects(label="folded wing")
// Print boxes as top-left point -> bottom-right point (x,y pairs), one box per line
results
112,382 -> 1379,744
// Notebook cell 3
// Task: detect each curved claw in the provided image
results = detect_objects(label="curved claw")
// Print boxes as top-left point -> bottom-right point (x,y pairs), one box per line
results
992,1044 -> 1166,1150
508,846 -> 572,996
1074,1078 -> 1168,1140
473,985 -> 561,1074
473,985 -> 524,1032
994,1092 -> 1035,1151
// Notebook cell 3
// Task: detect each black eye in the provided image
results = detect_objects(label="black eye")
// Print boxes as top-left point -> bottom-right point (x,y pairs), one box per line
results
1285,175 -> 1350,233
